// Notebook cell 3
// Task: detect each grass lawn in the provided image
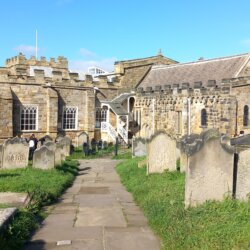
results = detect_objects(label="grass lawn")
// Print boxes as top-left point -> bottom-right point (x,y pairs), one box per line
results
68,145 -> 131,160
116,157 -> 250,250
0,159 -> 78,250
68,145 -> 116,160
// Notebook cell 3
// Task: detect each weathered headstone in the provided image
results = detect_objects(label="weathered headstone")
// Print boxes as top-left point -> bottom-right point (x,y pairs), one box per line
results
44,141 -> 56,151
132,137 -> 147,157
2,137 -> 29,169
231,136 -> 250,201
180,152 -> 188,173
43,135 -> 53,142
58,137 -> 71,157
77,132 -> 88,147
55,143 -> 64,166
184,129 -> 234,207
33,146 -> 55,169
237,148 -> 250,200
147,131 -> 176,173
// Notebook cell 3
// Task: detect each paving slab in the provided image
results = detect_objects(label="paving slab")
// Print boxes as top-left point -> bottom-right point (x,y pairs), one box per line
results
74,194 -> 120,208
104,227 -> 161,250
26,157 -> 160,250
75,207 -> 127,227
0,192 -> 29,207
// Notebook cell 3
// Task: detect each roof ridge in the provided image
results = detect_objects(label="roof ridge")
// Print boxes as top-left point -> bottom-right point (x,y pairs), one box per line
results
115,55 -> 177,64
152,52 -> 250,70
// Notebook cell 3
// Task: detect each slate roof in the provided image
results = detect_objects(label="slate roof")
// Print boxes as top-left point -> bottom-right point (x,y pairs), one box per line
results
138,53 -> 250,89
102,93 -> 134,115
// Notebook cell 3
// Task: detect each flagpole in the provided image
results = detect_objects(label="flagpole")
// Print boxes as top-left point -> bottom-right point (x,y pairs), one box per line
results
36,30 -> 38,60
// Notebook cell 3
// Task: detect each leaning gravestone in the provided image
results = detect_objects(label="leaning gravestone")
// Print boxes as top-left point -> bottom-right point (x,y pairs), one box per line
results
57,137 -> 71,157
132,137 -> 147,157
184,129 -> 234,207
77,132 -> 88,147
147,131 -> 176,173
33,146 -> 55,169
2,137 -> 29,169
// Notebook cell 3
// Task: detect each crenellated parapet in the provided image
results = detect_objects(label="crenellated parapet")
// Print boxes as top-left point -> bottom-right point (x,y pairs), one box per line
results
5,53 -> 68,69
0,53 -> 119,90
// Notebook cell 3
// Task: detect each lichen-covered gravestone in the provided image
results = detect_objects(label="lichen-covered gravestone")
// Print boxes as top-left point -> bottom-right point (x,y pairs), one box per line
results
132,138 -> 147,157
33,146 -> 55,169
147,131 -> 176,173
58,137 -> 71,157
2,137 -> 29,169
184,129 -> 234,207
78,132 -> 88,147
44,141 -> 56,151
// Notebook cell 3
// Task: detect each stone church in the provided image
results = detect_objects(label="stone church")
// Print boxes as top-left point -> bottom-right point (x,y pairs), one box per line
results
0,51 -> 249,145
0,52 -> 174,145
134,53 -> 250,139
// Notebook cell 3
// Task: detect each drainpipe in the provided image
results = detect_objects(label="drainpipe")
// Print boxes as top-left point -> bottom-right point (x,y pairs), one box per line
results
187,98 -> 191,135
235,99 -> 238,136
152,99 -> 155,134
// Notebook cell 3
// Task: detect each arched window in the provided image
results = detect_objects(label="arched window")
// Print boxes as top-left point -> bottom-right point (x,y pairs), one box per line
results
201,109 -> 207,127
243,105 -> 249,126
95,108 -> 107,128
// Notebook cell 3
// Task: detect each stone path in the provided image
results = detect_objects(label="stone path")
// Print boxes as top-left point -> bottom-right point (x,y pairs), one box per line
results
25,158 -> 161,250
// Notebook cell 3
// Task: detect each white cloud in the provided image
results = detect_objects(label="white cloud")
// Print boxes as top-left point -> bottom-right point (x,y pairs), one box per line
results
79,48 -> 97,59
13,45 -> 38,56
69,48 -> 117,72
241,39 -> 250,48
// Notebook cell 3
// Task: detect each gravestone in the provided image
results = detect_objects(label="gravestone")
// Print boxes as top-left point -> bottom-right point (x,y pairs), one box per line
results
2,137 -> 29,169
184,129 -> 234,207
237,148 -> 250,200
132,138 -> 147,157
180,152 -> 188,173
231,136 -> 250,201
58,137 -> 71,157
103,141 -> 108,150
78,132 -> 88,147
147,131 -> 176,173
33,146 -> 55,169
44,141 -> 56,151
55,135 -> 64,143
55,143 -> 64,166
43,135 -> 53,142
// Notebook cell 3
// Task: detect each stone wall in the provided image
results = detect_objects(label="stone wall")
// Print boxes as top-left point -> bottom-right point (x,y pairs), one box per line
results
0,53 -> 120,145
135,81 -> 240,140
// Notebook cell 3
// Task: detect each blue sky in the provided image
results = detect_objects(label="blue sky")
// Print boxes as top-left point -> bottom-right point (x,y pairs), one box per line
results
0,0 -> 250,72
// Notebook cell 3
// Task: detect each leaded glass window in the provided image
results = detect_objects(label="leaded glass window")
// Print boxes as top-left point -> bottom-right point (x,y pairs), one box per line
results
63,107 -> 77,130
20,105 -> 38,131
